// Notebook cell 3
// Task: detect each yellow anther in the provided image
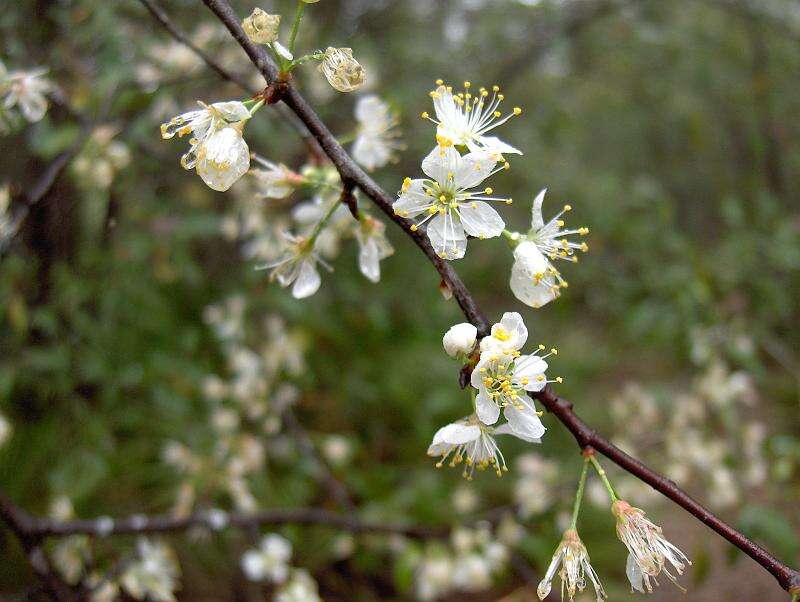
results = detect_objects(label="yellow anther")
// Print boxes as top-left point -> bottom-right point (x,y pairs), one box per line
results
410,224 -> 418,231
492,85 -> 500,92
503,162 -> 510,170
435,78 -> 444,85
538,344 -> 546,350
439,194 -> 447,202
421,111 -> 429,119
556,376 -> 564,383
429,91 -> 441,99
471,202 -> 477,208
484,187 -> 493,194
537,375 -> 545,381
513,107 -> 522,115
579,227 -> 589,235
580,242 -> 589,252
557,220 -> 565,227
505,198 -> 513,205
498,94 -> 505,101
493,110 -> 501,118
402,177 -> 411,191
551,348 -> 558,355
464,81 -> 471,88
564,204 -> 572,211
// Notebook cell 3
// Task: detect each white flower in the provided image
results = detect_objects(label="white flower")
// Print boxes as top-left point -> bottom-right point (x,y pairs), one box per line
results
415,553 -> 454,601
0,61 -> 51,122
452,553 -> 492,592
611,500 -> 691,593
442,322 -> 477,358
250,155 -> 299,199
258,231 -> 331,299
355,215 -> 393,282
352,95 -> 401,171
427,416 -> 540,479
241,534 -> 293,583
424,80 -> 522,155
242,8 -> 281,44
275,569 -> 321,602
160,101 -> 252,191
318,47 -> 365,92
537,530 -> 606,601
393,144 -> 508,260
510,189 -> 588,308
120,538 -> 180,602
478,311 -> 527,354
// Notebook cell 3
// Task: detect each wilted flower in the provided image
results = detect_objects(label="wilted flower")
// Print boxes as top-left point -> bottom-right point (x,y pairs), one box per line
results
120,538 -> 181,602
423,80 -> 521,155
160,101 -> 252,191
352,95 -> 402,170
392,144 -> 509,260
242,8 -> 281,44
355,214 -> 393,282
442,322 -> 477,358
510,189 -> 588,308
318,47 -> 365,92
537,530 -> 606,601
611,500 -> 691,593
427,416 -> 541,479
258,231 -> 331,298
0,60 -> 51,122
241,534 -> 292,583
251,155 -> 300,199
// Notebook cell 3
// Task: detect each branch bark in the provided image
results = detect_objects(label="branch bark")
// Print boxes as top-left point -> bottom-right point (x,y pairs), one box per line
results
198,0 -> 800,594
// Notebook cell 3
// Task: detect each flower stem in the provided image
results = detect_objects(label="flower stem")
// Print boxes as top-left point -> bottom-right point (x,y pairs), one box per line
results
288,0 -> 305,55
307,198 -> 342,247
570,457 -> 590,530
589,455 -> 618,503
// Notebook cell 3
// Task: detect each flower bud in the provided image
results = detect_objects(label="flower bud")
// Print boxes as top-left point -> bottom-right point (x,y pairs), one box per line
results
443,323 -> 477,358
242,8 -> 281,45
318,47 -> 365,93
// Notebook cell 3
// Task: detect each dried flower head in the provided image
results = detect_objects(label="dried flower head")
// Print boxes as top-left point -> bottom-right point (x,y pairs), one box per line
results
318,47 -> 365,93
242,8 -> 281,45
538,530 -> 606,601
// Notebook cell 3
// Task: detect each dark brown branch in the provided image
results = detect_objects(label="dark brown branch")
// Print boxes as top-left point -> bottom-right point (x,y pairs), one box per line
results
199,0 -> 800,594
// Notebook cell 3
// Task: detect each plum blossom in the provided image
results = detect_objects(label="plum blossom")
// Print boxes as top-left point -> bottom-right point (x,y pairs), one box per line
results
427,416 -> 541,479
537,529 -> 606,601
423,80 -> 522,155
510,189 -> 588,308
251,155 -> 301,199
442,322 -> 477,358
392,144 -> 509,259
160,101 -> 253,191
612,500 -> 691,593
0,60 -> 51,122
241,534 -> 293,583
352,95 -> 402,171
258,231 -> 331,299
355,214 -> 393,282
120,538 -> 180,602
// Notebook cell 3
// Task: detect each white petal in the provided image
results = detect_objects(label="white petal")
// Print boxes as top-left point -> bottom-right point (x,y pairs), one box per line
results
504,395 -> 546,440
241,551 -> 267,581
626,554 -> 646,593
196,128 -> 250,192
475,391 -> 500,425
439,422 -> 482,445
454,152 -> 497,189
392,179 -> 430,218
358,237 -> 381,283
354,95 -> 386,123
291,259 -> 321,299
514,355 -> 548,391
421,144 -> 460,185
495,422 -> 541,443
210,101 -> 251,123
273,41 -> 294,61
474,135 -> 522,156
531,188 -> 547,231
426,212 -> 466,260
458,201 -> 504,238
509,242 -> 558,309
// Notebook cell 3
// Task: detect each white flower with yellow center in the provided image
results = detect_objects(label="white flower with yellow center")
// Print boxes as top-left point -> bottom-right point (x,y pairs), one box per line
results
537,530 -> 606,601
258,231 -> 330,299
352,95 -> 402,171
392,144 -> 509,260
612,500 -> 691,593
510,188 -> 589,308
355,214 -> 394,282
427,416 -> 541,480
471,313 -> 556,438
423,80 -> 522,156
0,61 -> 51,122
160,101 -> 252,191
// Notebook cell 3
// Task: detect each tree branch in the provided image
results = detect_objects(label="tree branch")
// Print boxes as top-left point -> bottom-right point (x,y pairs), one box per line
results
198,0 -> 800,594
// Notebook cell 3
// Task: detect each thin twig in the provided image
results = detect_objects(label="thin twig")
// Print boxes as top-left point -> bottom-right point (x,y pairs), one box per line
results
198,0 -> 800,593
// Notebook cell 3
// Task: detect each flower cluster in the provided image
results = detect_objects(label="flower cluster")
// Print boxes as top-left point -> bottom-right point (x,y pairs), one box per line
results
73,125 -> 131,190
241,533 -> 321,601
429,312 -> 555,479
0,59 -> 51,128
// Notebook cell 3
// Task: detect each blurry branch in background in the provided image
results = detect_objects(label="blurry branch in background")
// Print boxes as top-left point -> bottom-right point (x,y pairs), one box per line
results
194,0 -> 800,595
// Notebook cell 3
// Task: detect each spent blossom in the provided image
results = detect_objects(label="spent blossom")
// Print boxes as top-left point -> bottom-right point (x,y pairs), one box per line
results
160,101 -> 253,191
393,144 -> 509,259
352,95 -> 402,171
319,47 -> 365,92
612,500 -> 691,593
242,8 -> 281,44
423,80 -> 522,155
509,189 -> 588,308
537,529 -> 606,601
